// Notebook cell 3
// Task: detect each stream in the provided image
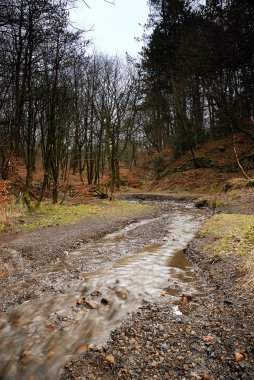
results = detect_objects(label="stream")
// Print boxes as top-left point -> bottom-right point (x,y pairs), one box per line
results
0,200 -> 207,379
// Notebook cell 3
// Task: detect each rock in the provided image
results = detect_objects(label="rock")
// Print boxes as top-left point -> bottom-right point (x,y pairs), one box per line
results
22,351 -> 33,356
74,345 -> 88,354
235,352 -> 244,362
90,290 -> 101,297
194,198 -> 209,208
202,335 -> 214,345
83,300 -> 98,309
101,298 -> 109,305
157,324 -> 165,332
105,354 -> 115,364
76,298 -> 83,306
180,294 -> 192,303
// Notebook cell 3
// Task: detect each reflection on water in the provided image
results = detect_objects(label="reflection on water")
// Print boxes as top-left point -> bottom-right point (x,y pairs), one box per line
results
0,202 -> 207,379
77,209 -> 204,301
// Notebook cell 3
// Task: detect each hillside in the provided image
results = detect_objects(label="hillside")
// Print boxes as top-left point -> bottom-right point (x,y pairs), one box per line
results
144,133 -> 254,194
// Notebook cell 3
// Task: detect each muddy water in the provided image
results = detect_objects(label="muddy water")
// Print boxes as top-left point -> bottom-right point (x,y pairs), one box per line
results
77,209 -> 203,301
0,201 -> 207,379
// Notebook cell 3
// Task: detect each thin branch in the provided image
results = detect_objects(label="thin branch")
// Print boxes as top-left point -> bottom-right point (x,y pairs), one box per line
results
104,0 -> 116,4
81,0 -> 91,9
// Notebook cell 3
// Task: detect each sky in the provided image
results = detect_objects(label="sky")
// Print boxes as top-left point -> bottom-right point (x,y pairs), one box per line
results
69,0 -> 150,56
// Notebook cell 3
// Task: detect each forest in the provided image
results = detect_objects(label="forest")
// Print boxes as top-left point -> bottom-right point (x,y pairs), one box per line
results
0,0 -> 254,206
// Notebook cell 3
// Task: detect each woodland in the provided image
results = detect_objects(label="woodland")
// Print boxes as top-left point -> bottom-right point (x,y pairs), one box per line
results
0,0 -> 254,205
1,2 -> 254,379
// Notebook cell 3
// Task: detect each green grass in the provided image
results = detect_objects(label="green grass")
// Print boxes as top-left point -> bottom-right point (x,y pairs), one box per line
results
198,213 -> 254,288
19,200 -> 151,231
0,223 -> 5,231
199,214 -> 254,256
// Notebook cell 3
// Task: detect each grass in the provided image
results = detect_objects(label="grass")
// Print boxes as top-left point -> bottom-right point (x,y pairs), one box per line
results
198,213 -> 254,289
14,199 -> 151,231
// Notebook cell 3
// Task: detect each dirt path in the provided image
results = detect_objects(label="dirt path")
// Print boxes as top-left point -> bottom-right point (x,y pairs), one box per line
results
0,196 -> 253,379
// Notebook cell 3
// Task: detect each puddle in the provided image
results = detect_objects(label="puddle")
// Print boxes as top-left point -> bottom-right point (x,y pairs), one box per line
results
0,201 -> 207,379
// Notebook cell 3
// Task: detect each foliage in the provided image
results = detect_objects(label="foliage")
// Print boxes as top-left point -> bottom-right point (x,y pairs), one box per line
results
141,0 -> 254,157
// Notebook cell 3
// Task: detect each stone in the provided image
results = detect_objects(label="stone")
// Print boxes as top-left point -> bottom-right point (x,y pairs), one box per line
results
105,354 -> 115,364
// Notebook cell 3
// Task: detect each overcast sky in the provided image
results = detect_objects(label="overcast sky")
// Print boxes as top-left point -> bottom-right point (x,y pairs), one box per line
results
69,0 -> 150,56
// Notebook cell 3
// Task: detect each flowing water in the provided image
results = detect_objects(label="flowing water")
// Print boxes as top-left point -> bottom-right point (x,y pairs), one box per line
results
0,201 -> 207,379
